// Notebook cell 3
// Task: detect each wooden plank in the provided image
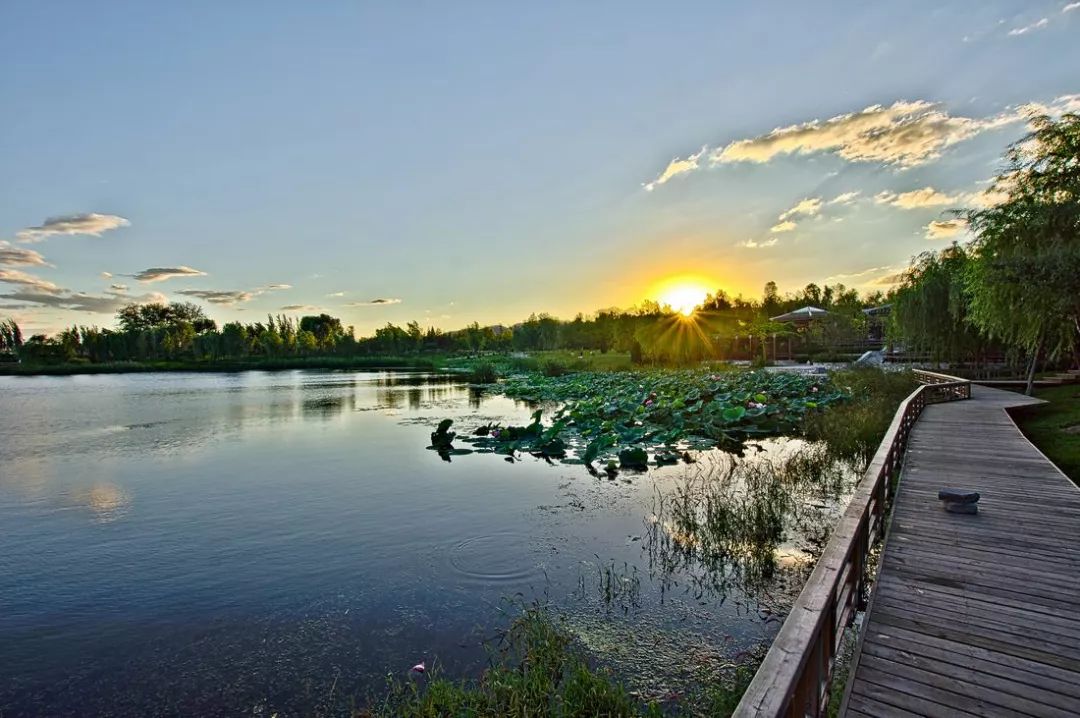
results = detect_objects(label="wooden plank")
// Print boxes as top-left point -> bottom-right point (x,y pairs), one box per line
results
859,628 -> 1080,703
858,653 -> 1078,718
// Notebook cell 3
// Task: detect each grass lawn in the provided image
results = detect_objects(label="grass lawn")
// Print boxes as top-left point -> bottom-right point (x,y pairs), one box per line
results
1011,384 -> 1080,484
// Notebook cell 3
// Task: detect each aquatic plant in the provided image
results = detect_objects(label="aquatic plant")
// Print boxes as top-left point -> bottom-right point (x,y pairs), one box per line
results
432,368 -> 850,469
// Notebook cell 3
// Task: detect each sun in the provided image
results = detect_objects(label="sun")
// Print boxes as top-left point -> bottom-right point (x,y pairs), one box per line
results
657,282 -> 710,317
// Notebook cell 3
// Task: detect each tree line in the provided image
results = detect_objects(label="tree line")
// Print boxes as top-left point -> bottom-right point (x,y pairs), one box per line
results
1,280 -> 882,367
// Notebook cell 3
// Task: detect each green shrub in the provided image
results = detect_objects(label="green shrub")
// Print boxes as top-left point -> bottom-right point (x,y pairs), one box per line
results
469,362 -> 499,384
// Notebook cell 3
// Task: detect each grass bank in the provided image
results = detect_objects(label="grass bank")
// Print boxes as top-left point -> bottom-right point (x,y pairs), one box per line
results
1010,384 -> 1080,483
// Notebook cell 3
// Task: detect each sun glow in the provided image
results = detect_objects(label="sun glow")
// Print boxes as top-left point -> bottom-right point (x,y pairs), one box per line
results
656,281 -> 710,317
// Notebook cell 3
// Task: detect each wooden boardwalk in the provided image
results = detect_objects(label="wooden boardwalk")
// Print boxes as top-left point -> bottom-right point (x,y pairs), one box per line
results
843,385 -> 1080,717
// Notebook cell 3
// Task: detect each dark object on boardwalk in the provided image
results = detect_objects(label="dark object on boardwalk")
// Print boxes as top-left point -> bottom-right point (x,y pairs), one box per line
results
943,501 -> 978,515
938,488 -> 980,504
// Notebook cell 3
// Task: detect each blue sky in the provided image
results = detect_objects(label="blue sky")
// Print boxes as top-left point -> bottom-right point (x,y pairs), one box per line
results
2,1 -> 1078,335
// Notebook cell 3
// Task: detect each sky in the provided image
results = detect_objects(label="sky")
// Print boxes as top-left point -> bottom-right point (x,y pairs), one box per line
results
2,1 -> 1078,336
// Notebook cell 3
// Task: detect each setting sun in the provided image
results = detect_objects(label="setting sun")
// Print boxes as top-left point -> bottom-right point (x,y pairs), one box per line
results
654,278 -> 712,316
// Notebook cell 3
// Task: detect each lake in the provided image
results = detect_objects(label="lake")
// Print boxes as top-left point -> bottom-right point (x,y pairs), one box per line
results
0,370 -> 855,716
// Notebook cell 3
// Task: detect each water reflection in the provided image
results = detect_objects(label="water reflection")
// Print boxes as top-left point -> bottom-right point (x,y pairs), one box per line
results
65,482 -> 132,523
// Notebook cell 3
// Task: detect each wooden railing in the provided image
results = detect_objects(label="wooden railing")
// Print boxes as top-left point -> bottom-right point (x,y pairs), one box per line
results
733,369 -> 971,717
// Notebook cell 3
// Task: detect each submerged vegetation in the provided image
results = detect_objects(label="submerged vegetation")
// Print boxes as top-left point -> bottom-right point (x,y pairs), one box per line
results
367,604 -> 759,718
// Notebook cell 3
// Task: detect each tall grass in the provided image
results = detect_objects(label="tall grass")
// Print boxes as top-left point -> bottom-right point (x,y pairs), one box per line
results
803,368 -> 918,468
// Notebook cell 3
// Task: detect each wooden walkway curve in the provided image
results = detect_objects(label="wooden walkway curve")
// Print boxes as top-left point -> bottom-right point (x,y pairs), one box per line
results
842,385 -> 1080,717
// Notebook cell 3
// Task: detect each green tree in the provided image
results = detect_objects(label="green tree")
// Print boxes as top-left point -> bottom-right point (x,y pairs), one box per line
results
964,112 -> 1080,393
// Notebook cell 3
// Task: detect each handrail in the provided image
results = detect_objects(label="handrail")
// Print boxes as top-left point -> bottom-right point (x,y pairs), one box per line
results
733,370 -> 971,717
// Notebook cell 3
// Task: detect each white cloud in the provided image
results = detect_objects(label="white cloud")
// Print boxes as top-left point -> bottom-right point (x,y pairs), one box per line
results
1008,18 -> 1048,35
643,146 -> 707,191
0,269 -> 64,294
644,100 -> 1029,188
770,220 -> 797,233
129,266 -> 207,283
100,271 -> 113,279
1065,2 -> 1080,13
735,238 -> 779,249
16,213 -> 130,243
925,219 -> 967,239
345,298 -> 403,307
0,289 -> 167,314
176,289 -> 255,305
828,191 -> 861,205
875,187 -> 958,209
779,197 -> 822,221
0,241 -> 50,267
326,291 -> 345,297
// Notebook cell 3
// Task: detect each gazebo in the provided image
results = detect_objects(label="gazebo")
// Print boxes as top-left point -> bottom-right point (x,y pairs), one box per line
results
770,306 -> 829,325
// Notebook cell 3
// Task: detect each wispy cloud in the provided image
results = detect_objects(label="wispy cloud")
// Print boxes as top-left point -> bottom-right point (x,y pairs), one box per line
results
644,100 -> 1028,189
175,289 -> 254,305
779,197 -> 822,221
735,238 -> 779,249
0,269 -> 64,294
0,290 -> 167,313
281,304 -> 319,312
16,213 -> 130,243
770,220 -> 796,233
129,266 -> 207,283
872,272 -> 906,286
1065,2 -> 1080,13
828,191 -> 861,205
644,146 -> 706,191
326,291 -> 346,298
925,219 -> 967,239
824,265 -> 893,282
875,187 -> 957,209
0,241 -> 50,267
1008,18 -> 1048,35
345,298 -> 402,307
264,283 -> 292,290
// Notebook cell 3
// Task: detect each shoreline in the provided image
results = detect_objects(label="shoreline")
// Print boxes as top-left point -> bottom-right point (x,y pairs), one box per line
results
0,356 -> 446,377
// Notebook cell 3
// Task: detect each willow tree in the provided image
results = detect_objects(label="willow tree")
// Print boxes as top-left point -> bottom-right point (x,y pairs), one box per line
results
0,318 -> 23,356
964,112 -> 1080,393
890,244 -> 986,365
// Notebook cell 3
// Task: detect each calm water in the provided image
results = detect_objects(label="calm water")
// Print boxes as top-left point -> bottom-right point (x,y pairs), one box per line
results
0,370 -> 849,716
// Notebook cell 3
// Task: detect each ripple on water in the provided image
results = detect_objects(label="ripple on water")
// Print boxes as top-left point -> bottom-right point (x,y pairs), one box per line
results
447,532 -> 546,586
